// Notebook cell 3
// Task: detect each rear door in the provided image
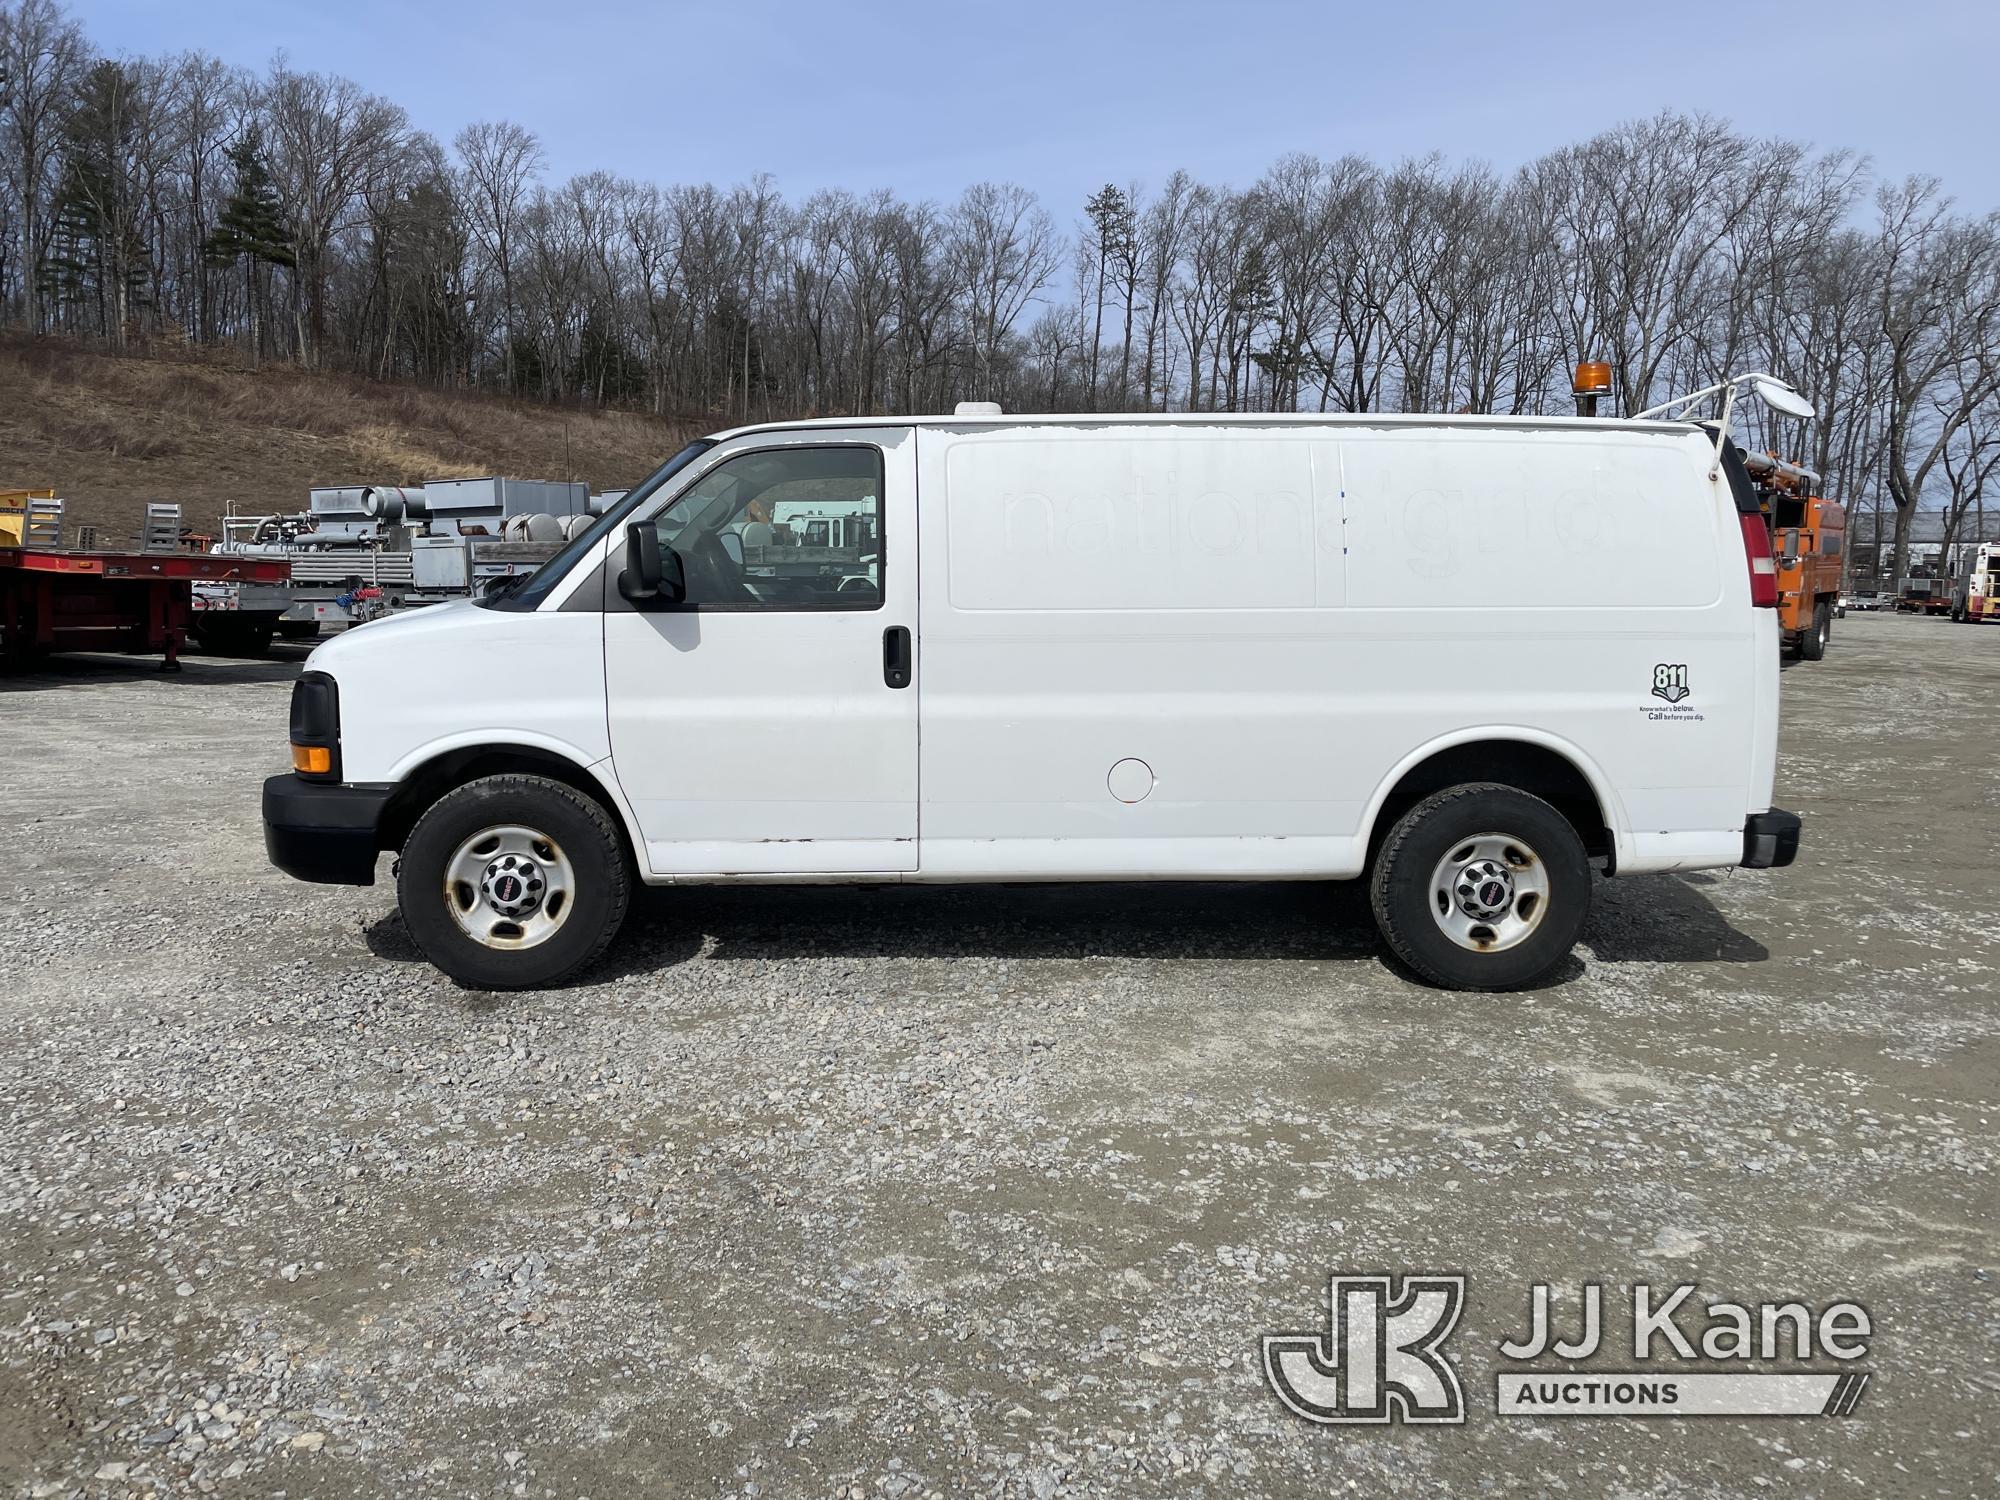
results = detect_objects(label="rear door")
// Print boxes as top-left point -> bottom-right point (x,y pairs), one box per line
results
604,427 -> 918,874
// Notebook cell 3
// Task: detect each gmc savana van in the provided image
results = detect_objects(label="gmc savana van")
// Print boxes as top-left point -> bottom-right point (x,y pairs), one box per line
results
264,406 -> 1801,991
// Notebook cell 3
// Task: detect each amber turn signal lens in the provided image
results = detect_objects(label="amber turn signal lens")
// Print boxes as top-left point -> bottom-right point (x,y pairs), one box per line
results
291,744 -> 332,775
1572,360 -> 1612,395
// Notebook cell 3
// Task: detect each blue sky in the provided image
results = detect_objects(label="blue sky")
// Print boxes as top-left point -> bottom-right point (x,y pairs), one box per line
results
71,0 -> 2000,219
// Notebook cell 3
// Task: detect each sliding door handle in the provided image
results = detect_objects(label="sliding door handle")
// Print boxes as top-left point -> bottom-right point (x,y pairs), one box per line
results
882,625 -> 912,689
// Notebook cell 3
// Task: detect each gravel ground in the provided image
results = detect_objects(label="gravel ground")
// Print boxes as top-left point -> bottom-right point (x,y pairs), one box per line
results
2,610 -> 1995,1498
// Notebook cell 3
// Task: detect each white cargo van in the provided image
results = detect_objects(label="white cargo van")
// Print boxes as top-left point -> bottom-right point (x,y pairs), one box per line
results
264,406 -> 1801,991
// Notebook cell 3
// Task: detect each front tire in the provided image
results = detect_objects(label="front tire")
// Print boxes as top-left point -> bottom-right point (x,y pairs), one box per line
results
1368,784 -> 1591,990
398,774 -> 631,989
1799,601 -> 1830,660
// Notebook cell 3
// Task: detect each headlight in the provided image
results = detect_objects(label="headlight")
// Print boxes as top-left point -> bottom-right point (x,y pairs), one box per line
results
288,671 -> 341,781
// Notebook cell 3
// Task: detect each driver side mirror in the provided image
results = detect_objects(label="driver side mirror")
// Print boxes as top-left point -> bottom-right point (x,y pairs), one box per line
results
618,521 -> 686,604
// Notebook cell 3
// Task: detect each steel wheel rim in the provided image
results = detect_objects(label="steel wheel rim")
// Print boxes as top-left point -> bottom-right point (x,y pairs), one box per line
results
442,824 -> 576,950
1428,833 -> 1551,953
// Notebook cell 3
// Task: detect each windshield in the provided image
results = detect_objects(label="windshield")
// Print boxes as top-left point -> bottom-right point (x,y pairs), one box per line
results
480,439 -> 715,612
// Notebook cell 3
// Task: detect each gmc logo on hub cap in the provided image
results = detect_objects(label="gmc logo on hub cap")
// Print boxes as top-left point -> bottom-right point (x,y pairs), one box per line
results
1262,1274 -> 1466,1424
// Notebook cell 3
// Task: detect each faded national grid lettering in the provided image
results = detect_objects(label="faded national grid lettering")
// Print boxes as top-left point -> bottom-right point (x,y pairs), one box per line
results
979,478 -> 1677,563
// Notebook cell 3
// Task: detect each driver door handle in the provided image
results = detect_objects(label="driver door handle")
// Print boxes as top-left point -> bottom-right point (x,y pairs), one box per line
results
882,626 -> 911,689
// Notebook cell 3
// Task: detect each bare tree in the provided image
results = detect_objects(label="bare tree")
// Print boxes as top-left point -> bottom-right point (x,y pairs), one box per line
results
260,57 -> 406,363
0,0 -> 85,331
1875,178 -> 2000,581
454,118 -> 541,392
950,182 -> 1058,400
2,4 -> 1996,554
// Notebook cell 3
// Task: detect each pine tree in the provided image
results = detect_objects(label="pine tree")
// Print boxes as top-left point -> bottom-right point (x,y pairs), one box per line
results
1083,184 -> 1135,408
204,128 -> 294,364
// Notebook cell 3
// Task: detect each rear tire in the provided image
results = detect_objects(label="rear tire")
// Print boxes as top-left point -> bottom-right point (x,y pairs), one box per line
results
194,617 -> 275,656
1799,601 -> 1830,660
398,774 -> 631,990
1369,783 -> 1591,991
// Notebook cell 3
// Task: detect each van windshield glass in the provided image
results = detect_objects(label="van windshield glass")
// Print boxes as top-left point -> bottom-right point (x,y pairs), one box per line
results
482,440 -> 714,612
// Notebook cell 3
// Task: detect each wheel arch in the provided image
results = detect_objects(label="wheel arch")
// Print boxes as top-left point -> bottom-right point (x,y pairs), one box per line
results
377,740 -> 641,867
1361,729 -> 1625,871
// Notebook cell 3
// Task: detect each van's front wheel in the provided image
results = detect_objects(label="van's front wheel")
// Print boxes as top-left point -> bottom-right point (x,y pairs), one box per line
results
398,774 -> 630,990
1368,784 -> 1591,990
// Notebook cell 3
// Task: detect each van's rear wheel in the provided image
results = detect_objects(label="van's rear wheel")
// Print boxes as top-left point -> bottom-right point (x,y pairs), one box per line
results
1799,600 -> 1830,660
1369,784 -> 1590,990
398,774 -> 630,990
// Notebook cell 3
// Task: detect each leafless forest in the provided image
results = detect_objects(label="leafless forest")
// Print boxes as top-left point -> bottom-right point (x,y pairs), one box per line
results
3,0 -> 1996,574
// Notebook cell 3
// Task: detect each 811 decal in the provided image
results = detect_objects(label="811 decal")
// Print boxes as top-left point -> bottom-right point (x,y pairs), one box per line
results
1651,664 -> 1690,704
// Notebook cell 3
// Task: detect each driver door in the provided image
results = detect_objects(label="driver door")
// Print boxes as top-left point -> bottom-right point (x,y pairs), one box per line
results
604,427 -> 918,874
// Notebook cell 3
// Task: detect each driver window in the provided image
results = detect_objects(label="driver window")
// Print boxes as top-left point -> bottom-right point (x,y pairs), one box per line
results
649,446 -> 884,610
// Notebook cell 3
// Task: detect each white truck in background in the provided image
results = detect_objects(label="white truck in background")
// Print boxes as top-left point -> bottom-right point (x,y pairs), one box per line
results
1951,540 -> 2000,623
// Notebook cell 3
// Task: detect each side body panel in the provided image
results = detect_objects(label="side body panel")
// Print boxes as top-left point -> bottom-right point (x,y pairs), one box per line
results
915,422 -> 1757,880
309,600 -> 611,785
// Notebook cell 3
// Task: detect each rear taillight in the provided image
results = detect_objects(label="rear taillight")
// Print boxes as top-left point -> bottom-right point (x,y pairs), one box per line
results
1738,513 -> 1778,608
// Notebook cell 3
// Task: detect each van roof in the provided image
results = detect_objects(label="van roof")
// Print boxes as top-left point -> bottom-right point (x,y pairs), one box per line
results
706,411 -> 1704,442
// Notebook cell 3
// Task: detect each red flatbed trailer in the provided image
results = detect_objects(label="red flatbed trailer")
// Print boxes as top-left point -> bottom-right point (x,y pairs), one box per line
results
0,546 -> 290,672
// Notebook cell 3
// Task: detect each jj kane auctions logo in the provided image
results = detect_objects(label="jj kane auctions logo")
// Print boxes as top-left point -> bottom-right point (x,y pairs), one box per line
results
1262,1276 -> 1872,1423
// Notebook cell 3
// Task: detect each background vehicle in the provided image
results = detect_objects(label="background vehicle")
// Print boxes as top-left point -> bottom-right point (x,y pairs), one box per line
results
197,479 -> 601,652
1951,541 -> 2000,622
1741,450 -> 1845,659
264,393 -> 1803,994
1895,581 -> 1955,615
2,498 -> 286,670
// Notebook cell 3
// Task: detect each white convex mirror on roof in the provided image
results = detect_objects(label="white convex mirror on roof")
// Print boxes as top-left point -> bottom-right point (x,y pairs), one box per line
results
1751,377 -> 1816,421
1630,371 -> 1816,477
1632,371 -> 1816,423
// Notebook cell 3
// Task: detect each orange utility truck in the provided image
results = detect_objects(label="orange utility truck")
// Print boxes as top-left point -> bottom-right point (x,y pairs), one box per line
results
1741,450 -> 1845,659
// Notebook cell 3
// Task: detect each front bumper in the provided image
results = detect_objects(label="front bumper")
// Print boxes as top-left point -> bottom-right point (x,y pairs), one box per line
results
263,773 -> 394,885
1740,808 -> 1802,870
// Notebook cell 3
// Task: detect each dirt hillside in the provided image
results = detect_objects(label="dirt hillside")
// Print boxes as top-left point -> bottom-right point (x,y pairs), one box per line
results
0,337 -> 692,544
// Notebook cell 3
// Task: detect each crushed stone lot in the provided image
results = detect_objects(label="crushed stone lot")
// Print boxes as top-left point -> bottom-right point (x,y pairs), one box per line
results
1,610 -> 1995,1498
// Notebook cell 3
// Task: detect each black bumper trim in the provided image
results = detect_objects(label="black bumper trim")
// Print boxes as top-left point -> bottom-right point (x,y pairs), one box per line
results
1741,808 -> 1802,870
263,773 -> 395,885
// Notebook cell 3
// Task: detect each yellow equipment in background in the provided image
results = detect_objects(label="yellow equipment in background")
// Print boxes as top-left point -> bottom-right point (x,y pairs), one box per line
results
0,490 -> 58,546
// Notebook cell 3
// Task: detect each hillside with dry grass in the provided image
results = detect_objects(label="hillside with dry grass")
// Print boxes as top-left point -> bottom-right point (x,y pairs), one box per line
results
0,338 -> 693,543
